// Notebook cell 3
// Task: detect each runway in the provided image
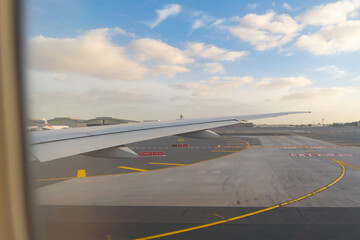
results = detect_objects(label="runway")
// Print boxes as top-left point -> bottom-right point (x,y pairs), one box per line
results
31,127 -> 360,240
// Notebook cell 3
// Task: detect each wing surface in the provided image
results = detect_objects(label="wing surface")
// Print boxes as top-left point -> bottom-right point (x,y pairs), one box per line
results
29,111 -> 310,162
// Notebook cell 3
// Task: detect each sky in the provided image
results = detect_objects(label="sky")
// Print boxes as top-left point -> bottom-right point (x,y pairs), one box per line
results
25,0 -> 360,124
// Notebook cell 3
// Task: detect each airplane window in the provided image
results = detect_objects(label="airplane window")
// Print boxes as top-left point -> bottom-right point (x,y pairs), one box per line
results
24,1 -> 360,239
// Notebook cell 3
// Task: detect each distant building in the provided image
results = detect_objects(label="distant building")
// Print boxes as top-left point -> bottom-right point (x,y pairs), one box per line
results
27,119 -> 42,126
85,117 -> 139,126
211,122 -> 254,133
217,122 -> 254,129
143,120 -> 160,122
48,117 -> 85,128
27,117 -> 139,128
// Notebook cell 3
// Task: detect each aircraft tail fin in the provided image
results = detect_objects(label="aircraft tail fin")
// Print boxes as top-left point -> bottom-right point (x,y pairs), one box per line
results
42,117 -> 53,129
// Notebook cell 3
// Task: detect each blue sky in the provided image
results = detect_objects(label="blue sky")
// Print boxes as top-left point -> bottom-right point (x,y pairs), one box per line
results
26,0 -> 360,123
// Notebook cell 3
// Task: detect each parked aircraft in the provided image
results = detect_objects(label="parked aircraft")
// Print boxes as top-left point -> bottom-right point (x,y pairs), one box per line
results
42,118 -> 70,130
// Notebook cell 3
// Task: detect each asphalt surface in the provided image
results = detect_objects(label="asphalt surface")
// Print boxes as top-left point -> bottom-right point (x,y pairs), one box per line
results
30,136 -> 251,187
30,127 -> 360,240
216,126 -> 360,146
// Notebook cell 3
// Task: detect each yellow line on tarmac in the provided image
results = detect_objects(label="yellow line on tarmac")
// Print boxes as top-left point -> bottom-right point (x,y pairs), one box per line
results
340,162 -> 360,171
135,162 -> 345,240
149,162 -> 186,166
211,150 -> 239,153
222,146 -> 247,148
34,176 -> 76,182
134,136 -> 345,240
213,213 -> 225,219
277,135 -> 360,172
35,139 -> 250,182
250,145 -> 348,150
226,142 -> 248,144
118,166 -> 148,172
249,146 -> 337,148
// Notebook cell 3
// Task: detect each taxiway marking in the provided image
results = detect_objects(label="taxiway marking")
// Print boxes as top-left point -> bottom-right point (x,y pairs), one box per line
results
279,135 -> 360,172
117,166 -> 148,172
34,176 -> 75,181
340,162 -> 360,171
289,153 -> 354,157
77,169 -> 86,178
211,150 -> 240,153
148,162 -> 186,166
222,146 -> 248,148
35,140 -> 249,182
213,213 -> 225,219
135,163 -> 345,240
250,146 -> 340,148
135,136 -> 346,240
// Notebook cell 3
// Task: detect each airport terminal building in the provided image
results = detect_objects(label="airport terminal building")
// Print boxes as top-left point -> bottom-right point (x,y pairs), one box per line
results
27,117 -> 139,128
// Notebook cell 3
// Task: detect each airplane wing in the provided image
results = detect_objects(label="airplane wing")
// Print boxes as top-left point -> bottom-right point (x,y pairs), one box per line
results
28,111 -> 310,162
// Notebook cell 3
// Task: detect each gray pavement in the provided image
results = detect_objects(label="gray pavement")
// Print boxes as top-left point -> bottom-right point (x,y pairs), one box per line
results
35,135 -> 360,207
32,129 -> 360,240
31,136 -> 244,187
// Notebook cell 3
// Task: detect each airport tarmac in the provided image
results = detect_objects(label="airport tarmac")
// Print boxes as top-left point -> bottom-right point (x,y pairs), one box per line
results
31,127 -> 360,240
30,136 -> 251,187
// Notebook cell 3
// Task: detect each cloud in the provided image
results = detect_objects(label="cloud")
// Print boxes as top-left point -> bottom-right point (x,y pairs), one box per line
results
112,27 -> 138,38
30,89 -> 155,106
149,4 -> 181,28
130,38 -> 193,77
191,14 -> 213,30
29,28 -> 148,81
186,42 -> 248,61
30,28 -> 198,81
131,38 -> 194,65
202,62 -> 225,73
229,11 -> 303,50
29,88 -> 158,119
222,76 -> 254,84
169,95 -> 254,118
190,12 -> 228,31
296,20 -> 360,55
192,19 -> 205,30
315,65 -> 347,78
282,87 -> 356,100
173,76 -> 254,97
247,3 -> 258,10
151,65 -> 190,78
282,2 -> 297,11
213,18 -> 226,26
254,76 -> 312,88
173,75 -> 311,97
351,75 -> 360,82
297,0 -> 360,26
